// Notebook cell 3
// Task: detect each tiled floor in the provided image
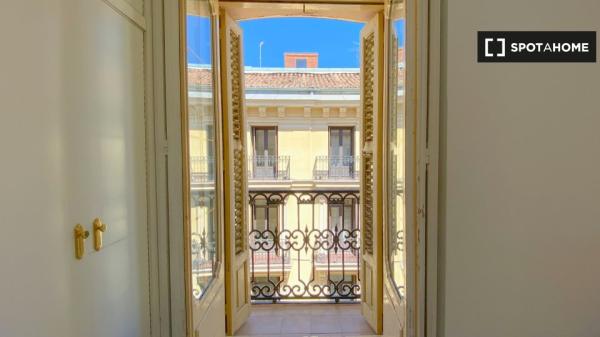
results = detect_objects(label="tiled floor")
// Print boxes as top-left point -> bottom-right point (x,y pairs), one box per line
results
235,303 -> 377,337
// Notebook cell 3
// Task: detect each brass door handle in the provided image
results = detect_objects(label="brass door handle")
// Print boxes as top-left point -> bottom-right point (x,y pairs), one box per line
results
93,218 -> 107,251
74,224 -> 90,260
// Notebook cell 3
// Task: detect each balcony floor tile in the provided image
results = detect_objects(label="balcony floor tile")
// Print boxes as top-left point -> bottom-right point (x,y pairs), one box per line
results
235,304 -> 375,337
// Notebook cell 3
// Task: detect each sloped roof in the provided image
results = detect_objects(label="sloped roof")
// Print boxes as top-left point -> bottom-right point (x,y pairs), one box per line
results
187,67 -> 360,90
187,66 -> 404,91
244,69 -> 360,89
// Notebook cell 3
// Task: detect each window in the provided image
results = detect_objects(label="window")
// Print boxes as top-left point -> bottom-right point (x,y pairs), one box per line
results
329,127 -> 354,157
328,127 -> 355,178
295,58 -> 307,68
183,0 -> 218,305
253,126 -> 277,158
328,199 -> 356,231
252,198 -> 279,234
252,126 -> 278,178
386,0 -> 407,299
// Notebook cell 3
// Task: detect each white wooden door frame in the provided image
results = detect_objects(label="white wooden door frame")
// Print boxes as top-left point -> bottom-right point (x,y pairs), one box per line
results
381,0 -> 440,336
145,0 -> 442,336
425,0 -> 441,335
148,0 -> 232,336
413,0 -> 441,336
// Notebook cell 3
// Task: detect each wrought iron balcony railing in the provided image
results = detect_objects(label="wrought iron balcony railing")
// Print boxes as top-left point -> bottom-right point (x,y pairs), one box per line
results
313,155 -> 359,180
190,156 -> 214,184
249,190 -> 360,302
248,155 -> 290,180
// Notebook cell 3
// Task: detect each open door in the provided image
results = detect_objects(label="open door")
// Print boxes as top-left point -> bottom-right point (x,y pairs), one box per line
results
220,10 -> 251,335
360,11 -> 385,334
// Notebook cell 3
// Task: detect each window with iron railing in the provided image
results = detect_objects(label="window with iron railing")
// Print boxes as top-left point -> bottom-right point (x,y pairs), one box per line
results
313,155 -> 359,180
250,126 -> 290,180
312,127 -> 358,180
248,155 -> 290,180
190,156 -> 214,183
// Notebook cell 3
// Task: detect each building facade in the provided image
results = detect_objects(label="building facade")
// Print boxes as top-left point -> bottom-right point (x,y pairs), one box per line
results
244,66 -> 362,301
186,52 -> 406,302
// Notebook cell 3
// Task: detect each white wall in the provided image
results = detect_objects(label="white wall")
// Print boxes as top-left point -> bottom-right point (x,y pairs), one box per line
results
439,1 -> 600,337
0,1 -> 150,336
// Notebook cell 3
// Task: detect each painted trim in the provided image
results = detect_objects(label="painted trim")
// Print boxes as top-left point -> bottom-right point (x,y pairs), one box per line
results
145,0 -> 163,336
425,0 -> 441,336
219,0 -> 384,5
101,0 -> 147,30
178,0 -> 194,334
164,0 -> 188,335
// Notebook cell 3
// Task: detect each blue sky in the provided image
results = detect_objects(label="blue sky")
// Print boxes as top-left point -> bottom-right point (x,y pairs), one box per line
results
240,18 -> 363,68
187,17 -> 405,68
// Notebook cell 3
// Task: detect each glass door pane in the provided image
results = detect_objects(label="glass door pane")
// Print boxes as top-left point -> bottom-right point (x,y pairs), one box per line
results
387,0 -> 407,299
253,127 -> 277,176
183,0 -> 218,321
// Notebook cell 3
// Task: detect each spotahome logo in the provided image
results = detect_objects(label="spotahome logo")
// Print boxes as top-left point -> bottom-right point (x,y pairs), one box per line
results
478,31 -> 596,62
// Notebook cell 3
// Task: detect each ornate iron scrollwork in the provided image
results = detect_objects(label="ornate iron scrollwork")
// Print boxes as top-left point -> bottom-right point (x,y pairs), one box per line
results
249,190 -> 361,302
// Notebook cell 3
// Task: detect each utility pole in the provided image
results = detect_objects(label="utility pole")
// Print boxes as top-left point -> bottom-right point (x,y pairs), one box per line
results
259,41 -> 264,67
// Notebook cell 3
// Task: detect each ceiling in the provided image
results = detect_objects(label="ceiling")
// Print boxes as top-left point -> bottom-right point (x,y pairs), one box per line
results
218,1 -> 385,22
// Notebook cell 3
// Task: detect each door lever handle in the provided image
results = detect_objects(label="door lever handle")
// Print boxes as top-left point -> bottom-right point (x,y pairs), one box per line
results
93,218 -> 107,251
74,224 -> 89,260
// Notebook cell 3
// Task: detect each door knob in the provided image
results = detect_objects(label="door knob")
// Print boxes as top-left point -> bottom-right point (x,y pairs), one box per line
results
74,224 -> 89,260
93,218 -> 107,251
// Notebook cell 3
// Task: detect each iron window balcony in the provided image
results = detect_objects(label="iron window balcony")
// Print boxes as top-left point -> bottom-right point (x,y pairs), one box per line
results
313,155 -> 360,180
248,155 -> 291,180
190,156 -> 215,184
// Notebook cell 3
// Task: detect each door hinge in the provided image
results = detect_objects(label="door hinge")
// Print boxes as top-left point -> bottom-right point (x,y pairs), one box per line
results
417,207 -> 426,220
424,148 -> 431,165
408,308 -> 415,337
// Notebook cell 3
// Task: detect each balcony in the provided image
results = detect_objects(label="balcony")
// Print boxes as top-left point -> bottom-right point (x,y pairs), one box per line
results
190,156 -> 214,184
248,155 -> 290,180
313,155 -> 359,180
248,190 -> 360,303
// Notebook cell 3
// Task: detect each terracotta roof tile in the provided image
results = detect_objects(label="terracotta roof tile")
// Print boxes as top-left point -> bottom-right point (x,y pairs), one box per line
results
187,67 -> 404,90
244,71 -> 359,89
187,67 -> 360,90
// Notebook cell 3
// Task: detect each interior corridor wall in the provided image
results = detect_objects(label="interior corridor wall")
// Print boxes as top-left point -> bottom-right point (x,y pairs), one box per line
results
0,1 -> 150,336
439,1 -> 600,337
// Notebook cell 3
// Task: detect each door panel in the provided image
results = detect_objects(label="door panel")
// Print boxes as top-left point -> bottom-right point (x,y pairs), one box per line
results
360,11 -> 384,334
181,0 -> 226,336
54,1 -> 150,336
383,0 -> 411,336
220,10 -> 251,335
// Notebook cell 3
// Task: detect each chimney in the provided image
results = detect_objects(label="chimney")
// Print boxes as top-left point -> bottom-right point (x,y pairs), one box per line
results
284,52 -> 319,68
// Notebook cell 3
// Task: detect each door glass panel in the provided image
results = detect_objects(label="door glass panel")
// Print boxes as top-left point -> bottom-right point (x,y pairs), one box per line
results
184,0 -> 218,307
255,129 -> 265,156
387,0 -> 407,299
330,205 -> 341,230
267,129 -> 277,155
329,129 -> 339,158
329,127 -> 354,178
267,205 -> 278,233
342,129 -> 352,156
343,200 -> 354,230
254,199 -> 267,231
253,127 -> 277,174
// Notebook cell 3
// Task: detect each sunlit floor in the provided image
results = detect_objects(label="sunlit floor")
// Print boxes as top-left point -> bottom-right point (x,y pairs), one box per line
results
235,303 -> 376,337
